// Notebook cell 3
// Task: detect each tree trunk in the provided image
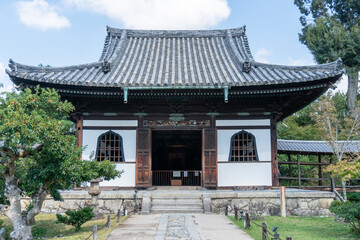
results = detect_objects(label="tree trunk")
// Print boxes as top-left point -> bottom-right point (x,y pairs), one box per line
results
342,181 -> 347,201
346,72 -> 358,110
3,175 -> 33,240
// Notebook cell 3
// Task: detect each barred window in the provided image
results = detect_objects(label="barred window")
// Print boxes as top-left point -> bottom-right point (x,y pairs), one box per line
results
229,131 -> 258,161
96,131 -> 124,162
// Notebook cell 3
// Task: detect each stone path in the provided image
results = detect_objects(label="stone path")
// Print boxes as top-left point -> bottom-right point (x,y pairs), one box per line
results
106,214 -> 253,240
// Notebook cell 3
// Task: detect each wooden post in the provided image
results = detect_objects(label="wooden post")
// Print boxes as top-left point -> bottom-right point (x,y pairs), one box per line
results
76,114 -> 83,148
271,116 -> 279,187
297,153 -> 301,188
244,213 -> 250,229
280,186 -> 286,217
234,206 -> 238,220
288,154 -> 292,186
318,155 -> 322,186
225,205 -> 228,216
262,222 -> 267,240
75,114 -> 83,188
330,155 -> 335,191
117,209 -> 121,223
93,225 -> 97,240
107,214 -> 111,229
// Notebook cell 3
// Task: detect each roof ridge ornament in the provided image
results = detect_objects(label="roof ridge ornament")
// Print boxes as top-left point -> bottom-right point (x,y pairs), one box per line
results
334,58 -> 343,72
9,59 -> 17,72
102,58 -> 110,73
242,59 -> 251,73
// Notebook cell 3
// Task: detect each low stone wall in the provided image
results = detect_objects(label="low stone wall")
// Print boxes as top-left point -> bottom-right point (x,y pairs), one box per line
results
21,190 -> 142,215
210,190 -> 334,216
21,189 -> 334,217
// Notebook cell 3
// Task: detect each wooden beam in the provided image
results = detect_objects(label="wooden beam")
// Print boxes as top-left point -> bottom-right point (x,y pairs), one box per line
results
271,116 -> 279,187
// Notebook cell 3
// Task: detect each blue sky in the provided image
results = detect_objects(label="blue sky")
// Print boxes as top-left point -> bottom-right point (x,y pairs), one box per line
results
0,0 -> 347,92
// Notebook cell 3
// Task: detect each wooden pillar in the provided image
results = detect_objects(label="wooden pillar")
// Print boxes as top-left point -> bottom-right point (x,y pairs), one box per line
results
76,114 -> 83,148
318,155 -> 322,186
288,154 -> 292,186
297,153 -> 301,188
270,116 -> 279,187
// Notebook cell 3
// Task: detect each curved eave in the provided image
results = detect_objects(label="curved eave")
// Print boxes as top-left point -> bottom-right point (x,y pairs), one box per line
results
7,58 -> 344,89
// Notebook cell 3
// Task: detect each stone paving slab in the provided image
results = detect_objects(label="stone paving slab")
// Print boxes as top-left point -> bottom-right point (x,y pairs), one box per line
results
106,213 -> 253,240
193,214 -> 254,240
106,214 -> 161,240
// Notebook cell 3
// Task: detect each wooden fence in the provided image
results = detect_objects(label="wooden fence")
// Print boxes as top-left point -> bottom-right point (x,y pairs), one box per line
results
278,153 -> 360,190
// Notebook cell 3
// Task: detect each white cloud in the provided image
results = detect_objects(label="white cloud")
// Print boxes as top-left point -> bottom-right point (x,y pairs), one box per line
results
63,0 -> 230,30
254,47 -> 272,63
16,0 -> 70,30
287,57 -> 314,66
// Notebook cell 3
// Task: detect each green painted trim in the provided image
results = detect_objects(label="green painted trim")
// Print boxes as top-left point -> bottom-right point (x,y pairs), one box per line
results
104,113 -> 117,116
133,113 -> 148,116
123,87 -> 128,103
224,86 -> 229,103
206,112 -> 220,116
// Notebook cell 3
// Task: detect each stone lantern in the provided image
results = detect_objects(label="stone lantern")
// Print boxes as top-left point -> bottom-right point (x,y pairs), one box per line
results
88,178 -> 104,219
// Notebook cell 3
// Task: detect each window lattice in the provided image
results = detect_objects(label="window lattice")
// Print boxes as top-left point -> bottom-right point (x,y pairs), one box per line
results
229,131 -> 258,162
96,131 -> 124,162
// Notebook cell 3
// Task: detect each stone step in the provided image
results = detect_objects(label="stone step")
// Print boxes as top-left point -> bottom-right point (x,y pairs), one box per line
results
151,208 -> 204,214
151,204 -> 203,210
150,193 -> 203,199
148,192 -> 205,214
151,199 -> 202,205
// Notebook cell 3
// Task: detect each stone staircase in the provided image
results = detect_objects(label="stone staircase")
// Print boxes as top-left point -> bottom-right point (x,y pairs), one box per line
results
150,193 -> 204,214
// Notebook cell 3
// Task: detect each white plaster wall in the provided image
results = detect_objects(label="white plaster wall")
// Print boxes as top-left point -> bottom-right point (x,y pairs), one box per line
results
218,162 -> 272,186
217,129 -> 271,162
83,120 -> 138,127
82,128 -> 136,187
216,119 -> 270,126
100,163 -> 136,187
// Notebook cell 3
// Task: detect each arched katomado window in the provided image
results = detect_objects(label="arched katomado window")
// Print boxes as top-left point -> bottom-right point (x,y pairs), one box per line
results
229,131 -> 258,162
96,131 -> 124,162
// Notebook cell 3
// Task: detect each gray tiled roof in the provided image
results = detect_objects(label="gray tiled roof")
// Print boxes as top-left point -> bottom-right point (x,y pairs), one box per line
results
6,26 -> 344,88
278,139 -> 360,154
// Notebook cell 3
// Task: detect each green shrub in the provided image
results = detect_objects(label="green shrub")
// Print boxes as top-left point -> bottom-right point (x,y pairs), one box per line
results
347,192 -> 360,202
56,207 -> 95,231
32,227 -> 46,238
330,200 -> 360,233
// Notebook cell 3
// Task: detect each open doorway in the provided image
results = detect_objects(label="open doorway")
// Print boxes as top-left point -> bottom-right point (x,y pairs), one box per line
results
152,130 -> 202,186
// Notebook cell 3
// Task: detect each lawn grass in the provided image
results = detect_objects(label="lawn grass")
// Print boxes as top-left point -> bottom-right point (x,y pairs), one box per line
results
229,216 -> 360,240
1,214 -> 128,240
